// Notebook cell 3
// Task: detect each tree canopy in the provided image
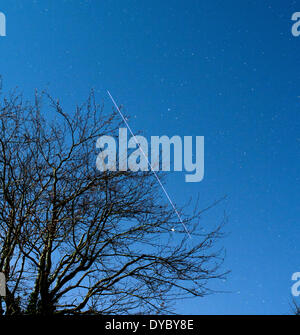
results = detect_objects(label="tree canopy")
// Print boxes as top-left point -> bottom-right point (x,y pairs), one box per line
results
0,86 -> 227,315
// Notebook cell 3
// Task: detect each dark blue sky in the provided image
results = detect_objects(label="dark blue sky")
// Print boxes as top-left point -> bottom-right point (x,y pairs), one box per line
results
0,0 -> 299,314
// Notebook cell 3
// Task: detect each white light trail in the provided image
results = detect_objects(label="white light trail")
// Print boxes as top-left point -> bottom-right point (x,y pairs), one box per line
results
107,90 -> 191,238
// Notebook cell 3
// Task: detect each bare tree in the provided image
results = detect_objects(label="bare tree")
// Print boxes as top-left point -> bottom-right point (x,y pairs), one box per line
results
291,299 -> 300,315
0,84 -> 227,315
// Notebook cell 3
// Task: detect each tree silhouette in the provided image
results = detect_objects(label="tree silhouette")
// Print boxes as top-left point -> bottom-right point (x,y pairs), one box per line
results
291,299 -> 300,315
0,85 -> 227,315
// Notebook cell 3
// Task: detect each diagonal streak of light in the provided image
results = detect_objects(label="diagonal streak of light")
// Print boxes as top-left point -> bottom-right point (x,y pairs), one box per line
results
107,90 -> 191,238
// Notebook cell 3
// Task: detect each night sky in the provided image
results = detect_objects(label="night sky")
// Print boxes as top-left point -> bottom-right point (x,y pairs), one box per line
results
0,0 -> 299,314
